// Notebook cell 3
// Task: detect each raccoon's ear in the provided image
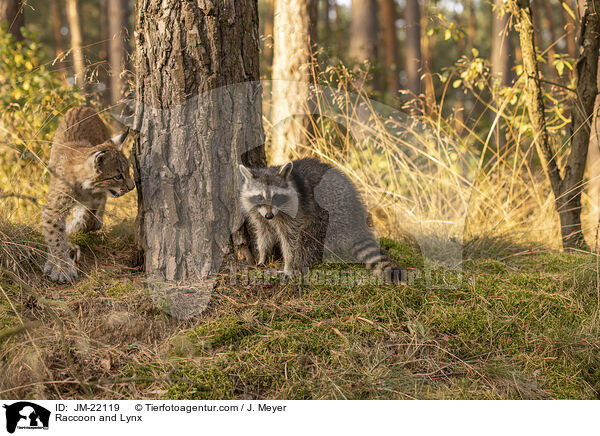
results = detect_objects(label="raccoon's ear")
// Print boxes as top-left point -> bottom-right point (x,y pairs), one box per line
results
110,127 -> 129,150
238,164 -> 254,183
277,161 -> 293,179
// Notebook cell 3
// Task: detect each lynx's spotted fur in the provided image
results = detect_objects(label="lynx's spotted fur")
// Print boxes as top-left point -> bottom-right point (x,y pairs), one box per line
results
42,106 -> 134,282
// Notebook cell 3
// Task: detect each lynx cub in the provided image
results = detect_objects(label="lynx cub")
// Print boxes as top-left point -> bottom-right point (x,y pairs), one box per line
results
42,106 -> 134,282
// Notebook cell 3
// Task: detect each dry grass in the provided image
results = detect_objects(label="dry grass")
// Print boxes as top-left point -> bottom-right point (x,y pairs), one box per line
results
1,59 -> 600,399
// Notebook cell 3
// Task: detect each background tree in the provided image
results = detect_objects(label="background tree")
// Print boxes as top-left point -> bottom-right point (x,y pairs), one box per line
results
0,0 -> 23,40
133,0 -> 266,281
380,0 -> 400,100
404,0 -> 422,98
66,0 -> 85,89
349,0 -> 378,62
491,0 -> 514,149
270,0 -> 317,163
107,0 -> 128,105
50,0 -> 63,56
508,0 -> 600,249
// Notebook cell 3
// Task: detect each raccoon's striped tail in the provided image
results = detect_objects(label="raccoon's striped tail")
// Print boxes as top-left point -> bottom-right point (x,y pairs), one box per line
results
351,237 -> 406,285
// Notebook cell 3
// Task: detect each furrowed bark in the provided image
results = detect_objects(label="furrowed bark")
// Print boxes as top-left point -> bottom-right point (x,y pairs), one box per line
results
133,0 -> 266,282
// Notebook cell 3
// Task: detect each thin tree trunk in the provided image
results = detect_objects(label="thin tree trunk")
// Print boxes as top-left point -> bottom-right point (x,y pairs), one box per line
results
404,0 -> 422,98
66,0 -> 85,89
349,0 -> 378,62
467,0 -> 476,49
380,0 -> 400,101
508,0 -> 599,250
587,95 -> 600,236
421,4 -> 435,112
133,0 -> 266,291
108,0 -> 126,105
321,0 -> 331,43
271,0 -> 317,164
491,0 -> 514,149
50,0 -> 63,56
541,0 -> 559,76
560,0 -> 578,59
264,0 -> 274,69
0,0 -> 23,40
491,0 -> 514,86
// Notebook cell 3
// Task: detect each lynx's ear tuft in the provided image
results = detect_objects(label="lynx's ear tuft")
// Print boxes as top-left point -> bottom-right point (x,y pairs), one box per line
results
93,150 -> 108,171
238,164 -> 254,183
111,127 -> 129,149
277,161 -> 293,179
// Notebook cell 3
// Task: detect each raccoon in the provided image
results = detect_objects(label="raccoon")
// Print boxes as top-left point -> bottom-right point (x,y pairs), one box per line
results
238,158 -> 404,284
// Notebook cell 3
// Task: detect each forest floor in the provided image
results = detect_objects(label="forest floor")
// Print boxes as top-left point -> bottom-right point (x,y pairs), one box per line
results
1,219 -> 599,400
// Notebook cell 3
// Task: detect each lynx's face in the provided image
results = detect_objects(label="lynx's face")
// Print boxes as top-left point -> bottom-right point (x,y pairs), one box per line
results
238,162 -> 299,219
82,134 -> 135,197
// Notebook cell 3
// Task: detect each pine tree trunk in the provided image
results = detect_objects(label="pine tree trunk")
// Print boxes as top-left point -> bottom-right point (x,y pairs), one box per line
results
491,0 -> 514,86
559,0 -> 577,59
491,0 -> 514,149
133,0 -> 266,287
50,0 -> 63,56
349,0 -> 378,62
270,0 -> 317,164
321,0 -> 331,42
0,0 -> 23,40
380,0 -> 399,100
66,0 -> 85,89
421,5 -> 435,112
467,0 -> 476,48
404,0 -> 422,98
108,0 -> 126,105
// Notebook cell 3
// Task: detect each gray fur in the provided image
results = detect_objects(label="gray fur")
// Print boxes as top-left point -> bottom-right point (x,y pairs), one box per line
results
239,158 -> 404,283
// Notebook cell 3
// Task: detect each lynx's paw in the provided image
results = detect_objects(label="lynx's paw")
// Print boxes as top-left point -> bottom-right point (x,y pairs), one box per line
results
44,245 -> 80,283
44,257 -> 78,283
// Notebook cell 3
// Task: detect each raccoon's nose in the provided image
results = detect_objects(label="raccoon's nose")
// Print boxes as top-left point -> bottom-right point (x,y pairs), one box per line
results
265,212 -> 274,220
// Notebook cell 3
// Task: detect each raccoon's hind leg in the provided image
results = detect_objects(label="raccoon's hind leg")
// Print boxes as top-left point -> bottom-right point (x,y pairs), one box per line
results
67,195 -> 106,234
350,236 -> 406,284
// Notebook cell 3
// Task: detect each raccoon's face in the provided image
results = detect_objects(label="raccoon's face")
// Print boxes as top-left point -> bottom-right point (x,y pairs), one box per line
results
83,130 -> 135,197
238,161 -> 299,220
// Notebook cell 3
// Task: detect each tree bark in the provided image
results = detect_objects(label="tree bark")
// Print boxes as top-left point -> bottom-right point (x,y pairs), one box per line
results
559,0 -> 578,59
541,0 -> 559,77
0,0 -> 23,40
66,0 -> 85,90
349,0 -> 378,62
467,0 -> 476,49
108,0 -> 126,105
50,0 -> 63,56
508,0 -> 599,250
380,0 -> 400,100
491,0 -> 514,87
321,0 -> 331,43
404,0 -> 422,97
270,0 -> 317,163
133,0 -> 266,288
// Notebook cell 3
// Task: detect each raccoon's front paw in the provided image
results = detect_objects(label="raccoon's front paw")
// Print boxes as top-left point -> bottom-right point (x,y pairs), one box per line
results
44,257 -> 78,283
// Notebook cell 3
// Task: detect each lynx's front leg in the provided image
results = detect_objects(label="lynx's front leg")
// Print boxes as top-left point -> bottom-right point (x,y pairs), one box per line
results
42,191 -> 78,282
67,194 -> 106,234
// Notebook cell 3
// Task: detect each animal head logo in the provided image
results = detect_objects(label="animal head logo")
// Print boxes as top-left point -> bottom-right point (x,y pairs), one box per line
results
2,402 -> 50,434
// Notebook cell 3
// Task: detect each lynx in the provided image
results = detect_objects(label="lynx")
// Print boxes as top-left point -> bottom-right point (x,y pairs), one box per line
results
42,106 -> 134,282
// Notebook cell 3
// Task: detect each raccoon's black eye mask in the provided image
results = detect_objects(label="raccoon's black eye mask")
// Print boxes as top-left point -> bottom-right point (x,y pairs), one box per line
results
272,194 -> 287,206
250,195 -> 264,204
